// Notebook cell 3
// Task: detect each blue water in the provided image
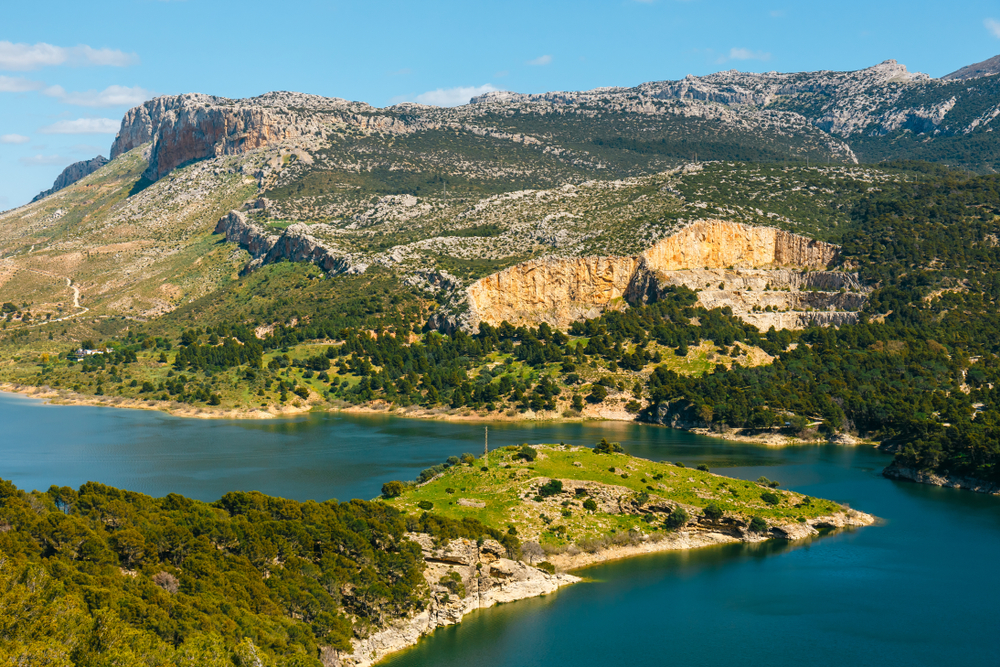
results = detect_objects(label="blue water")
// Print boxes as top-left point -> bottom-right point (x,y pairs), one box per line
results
2,392 -> 998,666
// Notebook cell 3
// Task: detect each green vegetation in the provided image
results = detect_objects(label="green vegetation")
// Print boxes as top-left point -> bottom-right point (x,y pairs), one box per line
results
383,444 -> 845,551
0,478 -> 511,666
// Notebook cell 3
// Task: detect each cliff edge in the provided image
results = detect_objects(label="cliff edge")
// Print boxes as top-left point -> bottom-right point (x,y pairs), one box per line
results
466,220 -> 862,331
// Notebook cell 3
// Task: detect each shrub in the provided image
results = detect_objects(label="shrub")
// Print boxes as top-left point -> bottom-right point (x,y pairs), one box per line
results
594,438 -> 623,454
663,506 -> 689,530
583,499 -> 598,511
418,465 -> 446,483
625,400 -> 642,413
760,491 -> 781,505
575,488 -> 589,496
293,386 -> 310,399
702,503 -> 724,522
539,480 -> 563,497
381,481 -> 404,498
749,516 -> 768,533
439,571 -> 466,598
417,500 -> 434,510
697,464 -> 710,472
517,444 -> 538,461
445,487 -> 456,494
587,384 -> 608,403
537,561 -> 556,574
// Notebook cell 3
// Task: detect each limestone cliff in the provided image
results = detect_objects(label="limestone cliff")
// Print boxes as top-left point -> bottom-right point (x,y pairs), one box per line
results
214,210 -> 366,275
113,93 -> 357,183
466,255 -> 640,330
466,220 -> 865,331
31,155 -> 109,202
638,219 -> 838,271
110,93 -> 225,158
142,103 -> 312,182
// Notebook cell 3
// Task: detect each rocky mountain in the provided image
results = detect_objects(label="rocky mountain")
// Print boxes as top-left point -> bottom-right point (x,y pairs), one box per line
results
943,54 -> 1000,81
31,155 -> 109,202
4,56 -> 998,339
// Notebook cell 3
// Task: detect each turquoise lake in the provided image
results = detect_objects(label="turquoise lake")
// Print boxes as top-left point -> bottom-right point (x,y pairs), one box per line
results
1,392 -> 998,666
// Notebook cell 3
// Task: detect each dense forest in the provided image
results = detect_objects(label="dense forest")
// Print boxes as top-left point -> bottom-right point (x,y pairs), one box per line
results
0,478 -> 515,666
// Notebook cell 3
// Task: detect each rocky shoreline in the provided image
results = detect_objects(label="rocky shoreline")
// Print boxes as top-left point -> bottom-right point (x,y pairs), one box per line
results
0,383 -> 869,449
882,462 -> 1000,495
328,508 -> 873,666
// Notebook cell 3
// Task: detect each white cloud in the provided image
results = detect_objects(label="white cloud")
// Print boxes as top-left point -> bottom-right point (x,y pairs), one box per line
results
0,75 -> 44,92
408,84 -> 498,107
719,47 -> 771,63
527,54 -> 552,66
39,118 -> 120,134
19,154 -> 66,166
0,134 -> 30,144
44,84 -> 153,107
986,18 -> 1000,38
0,41 -> 138,71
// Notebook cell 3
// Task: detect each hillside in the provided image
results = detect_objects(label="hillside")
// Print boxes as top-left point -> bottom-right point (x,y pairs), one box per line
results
2,58 -> 1000,494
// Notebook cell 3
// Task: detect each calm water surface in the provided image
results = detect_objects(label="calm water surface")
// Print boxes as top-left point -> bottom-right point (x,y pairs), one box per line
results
2,392 -> 998,666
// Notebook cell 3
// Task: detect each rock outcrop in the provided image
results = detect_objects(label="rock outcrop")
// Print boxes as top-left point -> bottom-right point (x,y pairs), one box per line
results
31,156 -> 109,202
214,210 -> 366,275
466,220 -> 865,331
329,535 -> 578,667
112,93 -> 361,183
110,93 -> 226,158
142,103 -> 311,182
881,462 -> 1000,495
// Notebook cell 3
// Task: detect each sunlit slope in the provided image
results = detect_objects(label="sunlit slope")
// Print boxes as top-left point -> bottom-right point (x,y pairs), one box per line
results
0,146 -> 256,321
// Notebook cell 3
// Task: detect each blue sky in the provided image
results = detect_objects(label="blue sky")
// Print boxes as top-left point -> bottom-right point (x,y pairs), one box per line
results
1,0 -> 999,209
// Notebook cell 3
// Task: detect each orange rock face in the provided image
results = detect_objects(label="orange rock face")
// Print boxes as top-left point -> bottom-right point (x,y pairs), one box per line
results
466,220 -> 851,330
639,219 -> 838,271
467,255 -> 640,329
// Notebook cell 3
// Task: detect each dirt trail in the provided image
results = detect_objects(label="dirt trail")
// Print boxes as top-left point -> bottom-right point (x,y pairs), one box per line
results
21,269 -> 89,323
